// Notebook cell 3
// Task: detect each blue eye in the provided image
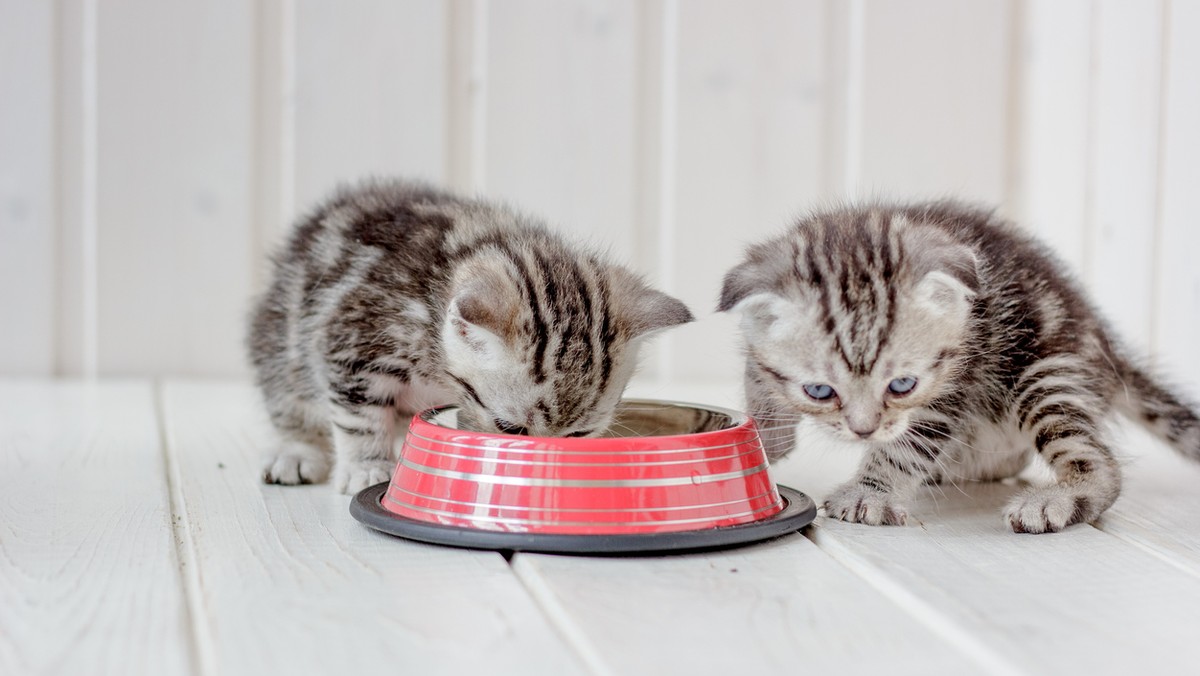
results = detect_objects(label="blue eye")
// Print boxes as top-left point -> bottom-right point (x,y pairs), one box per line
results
888,377 -> 918,395
802,384 -> 836,401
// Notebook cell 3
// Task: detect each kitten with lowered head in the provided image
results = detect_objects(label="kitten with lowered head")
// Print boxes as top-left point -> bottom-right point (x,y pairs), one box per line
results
719,200 -> 1200,533
248,178 -> 692,494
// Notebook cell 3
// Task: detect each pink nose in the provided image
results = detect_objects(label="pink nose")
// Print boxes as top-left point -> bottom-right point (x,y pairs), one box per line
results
849,424 -> 876,439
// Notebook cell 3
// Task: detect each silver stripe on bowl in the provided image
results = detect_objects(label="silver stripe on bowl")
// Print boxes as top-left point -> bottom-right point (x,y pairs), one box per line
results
387,483 -> 782,514
396,457 -> 772,488
384,492 -> 785,528
402,438 -> 767,468
404,429 -> 758,457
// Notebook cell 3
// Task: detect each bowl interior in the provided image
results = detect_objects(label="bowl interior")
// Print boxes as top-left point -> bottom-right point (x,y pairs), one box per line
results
420,399 -> 742,439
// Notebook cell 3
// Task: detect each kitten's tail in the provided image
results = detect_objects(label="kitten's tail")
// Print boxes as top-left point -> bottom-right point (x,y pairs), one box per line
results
1115,357 -> 1200,462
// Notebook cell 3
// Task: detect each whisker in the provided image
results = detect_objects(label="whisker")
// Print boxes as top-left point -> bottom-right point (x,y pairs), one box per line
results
898,437 -> 968,498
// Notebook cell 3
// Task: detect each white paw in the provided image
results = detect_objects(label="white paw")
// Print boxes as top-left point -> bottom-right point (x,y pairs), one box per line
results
1004,485 -> 1092,534
333,459 -> 395,495
262,442 -> 332,485
822,481 -> 908,526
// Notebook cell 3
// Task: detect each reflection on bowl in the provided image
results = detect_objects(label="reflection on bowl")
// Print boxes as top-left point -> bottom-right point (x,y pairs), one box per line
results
381,399 -> 785,535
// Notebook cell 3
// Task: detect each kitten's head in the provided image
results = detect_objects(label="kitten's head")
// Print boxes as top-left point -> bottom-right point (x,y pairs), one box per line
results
719,208 -> 979,443
441,248 -> 692,437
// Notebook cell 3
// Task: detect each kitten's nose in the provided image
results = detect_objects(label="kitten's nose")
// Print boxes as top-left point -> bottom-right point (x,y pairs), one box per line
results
846,410 -> 881,439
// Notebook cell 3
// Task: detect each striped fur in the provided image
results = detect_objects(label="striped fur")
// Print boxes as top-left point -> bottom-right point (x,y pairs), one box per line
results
721,200 -> 1200,533
249,178 -> 692,494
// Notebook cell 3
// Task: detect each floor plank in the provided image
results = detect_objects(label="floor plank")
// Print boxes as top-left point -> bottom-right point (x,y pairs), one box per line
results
0,381 -> 194,675
1095,425 -> 1200,576
547,381 -> 985,673
776,471 -> 1200,675
159,382 -> 587,676
513,534 -> 980,675
630,379 -> 1200,673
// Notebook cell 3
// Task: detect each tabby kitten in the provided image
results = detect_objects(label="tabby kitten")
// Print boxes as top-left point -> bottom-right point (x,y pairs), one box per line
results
719,200 -> 1200,533
248,179 -> 692,494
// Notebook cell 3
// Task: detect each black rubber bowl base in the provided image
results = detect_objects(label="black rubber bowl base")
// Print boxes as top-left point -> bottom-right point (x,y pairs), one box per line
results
350,483 -> 817,556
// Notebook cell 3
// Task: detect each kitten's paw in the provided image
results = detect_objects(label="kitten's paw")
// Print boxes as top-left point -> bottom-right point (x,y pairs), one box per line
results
334,459 -> 395,495
1003,485 -> 1092,534
262,442 -> 332,485
822,481 -> 908,526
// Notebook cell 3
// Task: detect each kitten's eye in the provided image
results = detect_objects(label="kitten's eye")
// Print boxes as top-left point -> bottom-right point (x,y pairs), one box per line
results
565,429 -> 594,438
760,363 -> 790,384
802,384 -> 836,401
888,377 -> 918,395
493,418 -> 529,435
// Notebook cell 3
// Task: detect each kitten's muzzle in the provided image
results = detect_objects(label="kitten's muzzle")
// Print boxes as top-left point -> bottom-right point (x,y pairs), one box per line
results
850,426 -> 876,439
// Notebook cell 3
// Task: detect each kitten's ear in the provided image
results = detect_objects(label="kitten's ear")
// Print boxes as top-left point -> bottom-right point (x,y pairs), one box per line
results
447,258 -> 520,347
718,259 -> 764,312
718,250 -> 793,313
913,268 -> 976,321
907,232 -> 980,321
624,288 -> 694,337
718,256 -> 795,336
722,290 -> 794,340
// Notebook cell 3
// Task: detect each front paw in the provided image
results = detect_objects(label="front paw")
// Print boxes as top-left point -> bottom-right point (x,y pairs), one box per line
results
333,459 -> 395,495
1004,485 -> 1095,534
822,481 -> 908,526
263,442 -> 332,485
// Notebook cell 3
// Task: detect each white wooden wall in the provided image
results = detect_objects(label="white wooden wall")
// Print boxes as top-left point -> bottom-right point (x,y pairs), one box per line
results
2,0 -> 1198,398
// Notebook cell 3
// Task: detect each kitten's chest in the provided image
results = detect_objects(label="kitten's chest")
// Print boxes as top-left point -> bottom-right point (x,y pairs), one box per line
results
951,418 -> 1032,481
363,370 -> 456,415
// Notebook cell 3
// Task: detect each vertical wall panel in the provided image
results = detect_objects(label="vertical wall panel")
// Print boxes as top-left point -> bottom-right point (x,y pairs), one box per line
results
0,1 -> 56,374
855,0 -> 1012,204
1011,0 -> 1092,273
54,0 -> 91,377
0,0 -> 1190,382
291,0 -> 447,216
668,0 -> 830,382
485,0 -> 640,261
1085,0 -> 1164,354
96,1 -> 256,375
1154,0 -> 1200,398
446,0 -> 489,194
250,0 -> 293,294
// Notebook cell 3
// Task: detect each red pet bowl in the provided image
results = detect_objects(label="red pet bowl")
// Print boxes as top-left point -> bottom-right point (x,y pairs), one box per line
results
350,399 -> 815,554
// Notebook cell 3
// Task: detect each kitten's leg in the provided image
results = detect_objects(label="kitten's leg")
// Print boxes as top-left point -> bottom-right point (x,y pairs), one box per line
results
262,404 -> 333,485
823,413 -> 954,526
328,398 -> 403,495
745,365 -> 799,460
1004,359 -> 1122,533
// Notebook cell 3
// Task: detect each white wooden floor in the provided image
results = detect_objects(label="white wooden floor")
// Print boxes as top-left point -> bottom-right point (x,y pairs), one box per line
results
4,379 -> 1200,675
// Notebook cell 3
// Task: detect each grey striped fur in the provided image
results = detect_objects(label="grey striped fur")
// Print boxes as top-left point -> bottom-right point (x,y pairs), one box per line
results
248,178 -> 692,494
720,200 -> 1200,533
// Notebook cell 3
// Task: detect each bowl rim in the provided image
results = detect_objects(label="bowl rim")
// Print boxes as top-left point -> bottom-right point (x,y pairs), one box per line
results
413,398 -> 753,445
351,481 -> 817,554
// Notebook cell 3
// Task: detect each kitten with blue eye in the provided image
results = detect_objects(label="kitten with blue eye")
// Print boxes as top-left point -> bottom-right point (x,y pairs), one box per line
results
720,200 -> 1200,533
248,178 -> 693,494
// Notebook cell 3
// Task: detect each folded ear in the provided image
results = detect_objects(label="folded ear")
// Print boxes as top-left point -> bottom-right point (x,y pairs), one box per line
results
446,257 -> 520,350
718,247 -> 792,313
888,217 -> 980,323
902,223 -> 980,292
726,291 -> 789,340
623,288 -> 694,337
913,269 -> 976,321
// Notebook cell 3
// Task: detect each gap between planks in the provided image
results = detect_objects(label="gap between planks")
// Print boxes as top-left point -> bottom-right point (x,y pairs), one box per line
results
508,555 -> 612,676
155,380 -> 217,676
801,524 -> 1025,676
1093,514 -> 1200,582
